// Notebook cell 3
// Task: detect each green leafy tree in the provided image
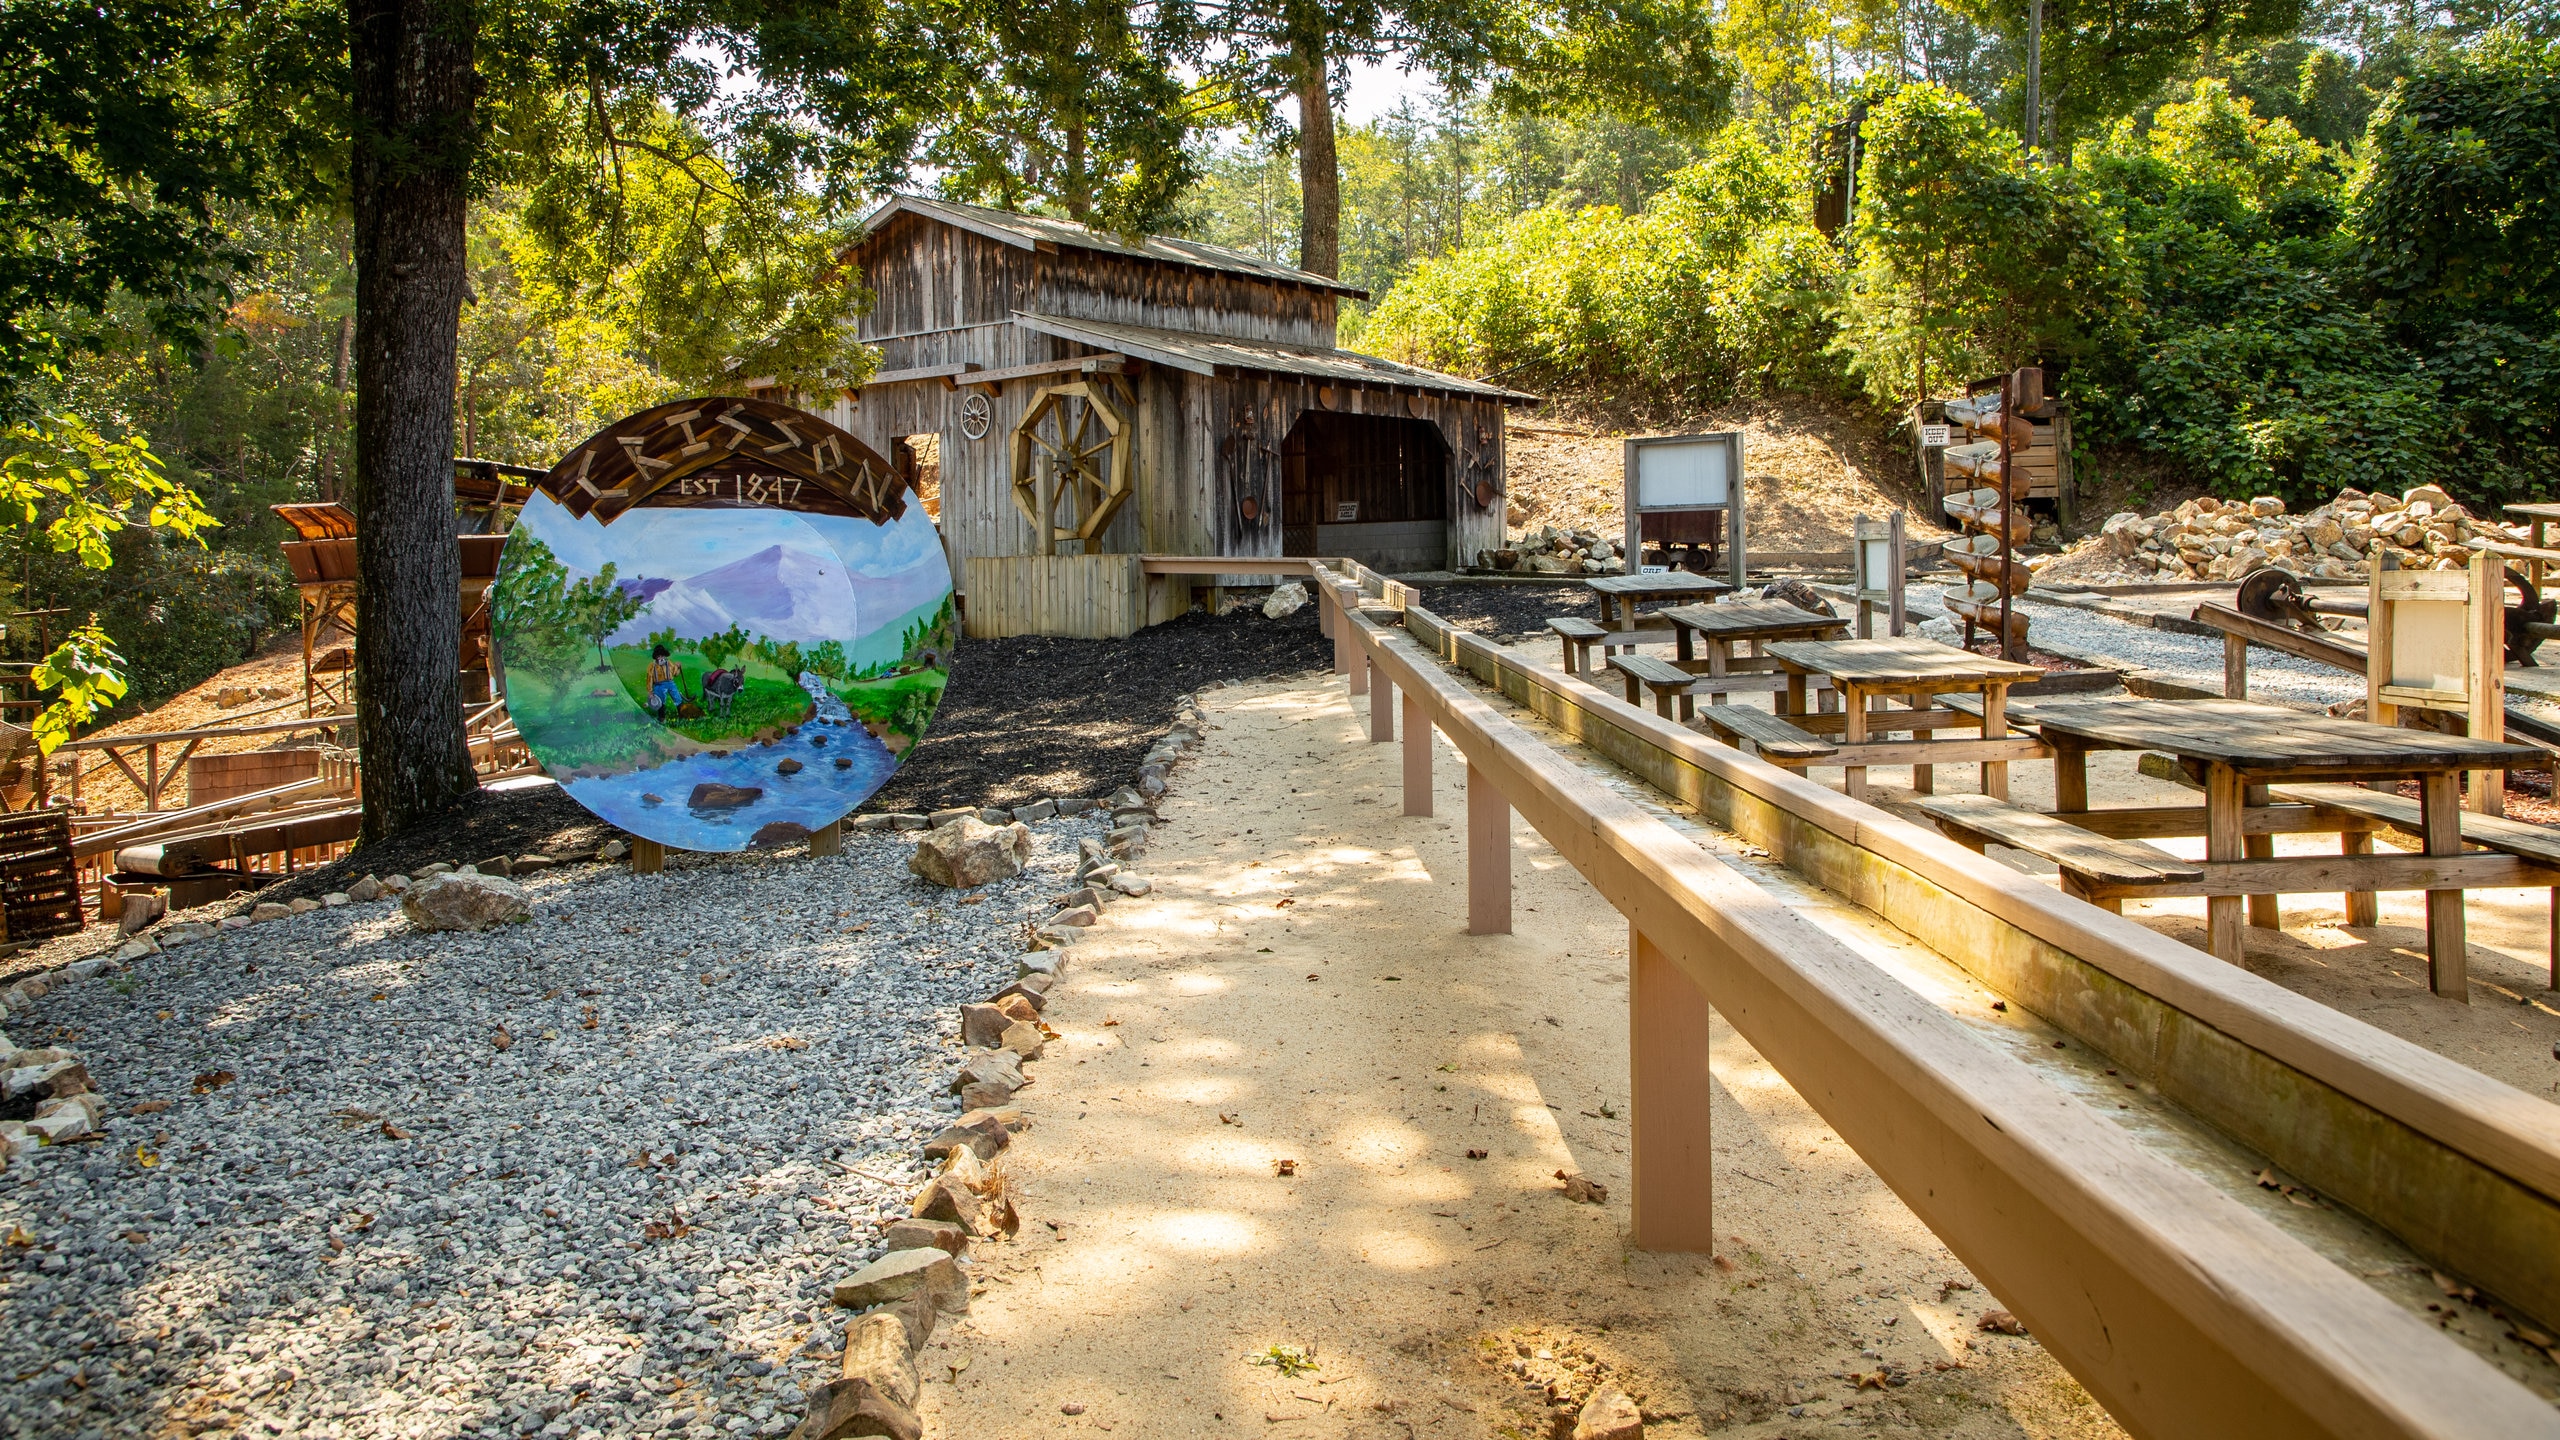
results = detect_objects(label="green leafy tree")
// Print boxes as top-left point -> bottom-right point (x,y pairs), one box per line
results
0,414 -> 219,747
1947,0 -> 2305,150
29,623 -> 129,755
929,0 -> 1203,234
756,638 -> 807,678
1195,0 -> 1731,277
1834,83 -> 2127,411
489,533 -> 584,671
806,639 -> 849,680
698,623 -> 748,671
566,568 -> 648,673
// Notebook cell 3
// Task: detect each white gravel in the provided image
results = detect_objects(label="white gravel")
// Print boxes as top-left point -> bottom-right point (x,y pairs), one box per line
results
0,818 -> 1099,1440
1907,582 -> 2364,710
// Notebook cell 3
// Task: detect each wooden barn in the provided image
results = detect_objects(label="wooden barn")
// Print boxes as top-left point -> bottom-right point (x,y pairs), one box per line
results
813,196 -> 1532,634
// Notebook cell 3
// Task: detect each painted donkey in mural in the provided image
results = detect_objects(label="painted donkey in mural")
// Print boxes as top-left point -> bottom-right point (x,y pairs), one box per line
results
699,667 -> 747,718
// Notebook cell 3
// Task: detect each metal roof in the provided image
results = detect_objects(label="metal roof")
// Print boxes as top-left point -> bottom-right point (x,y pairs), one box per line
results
853,194 -> 1370,299
1011,313 -> 1537,404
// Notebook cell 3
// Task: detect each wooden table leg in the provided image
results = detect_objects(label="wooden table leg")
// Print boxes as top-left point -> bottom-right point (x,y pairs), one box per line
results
2343,826 -> 2379,926
1706,642 -> 1729,706
2205,763 -> 2244,963
1783,668 -> 1806,717
2243,782 -> 2279,929
2421,772 -> 2469,1001
1981,685 -> 2010,801
1675,625 -> 1696,666
1843,686 -> 1869,801
2053,739 -> 2088,814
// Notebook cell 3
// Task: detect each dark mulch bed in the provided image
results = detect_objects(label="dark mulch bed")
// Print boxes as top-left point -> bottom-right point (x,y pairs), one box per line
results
232,604 -> 1330,908
863,604 -> 1327,812
1414,582 -> 1602,640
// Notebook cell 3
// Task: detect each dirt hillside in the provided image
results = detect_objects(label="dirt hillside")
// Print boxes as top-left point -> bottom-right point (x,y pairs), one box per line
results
1503,401 -> 1950,553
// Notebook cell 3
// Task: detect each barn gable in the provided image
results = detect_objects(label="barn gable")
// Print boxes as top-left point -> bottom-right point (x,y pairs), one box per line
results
821,197 -> 1530,587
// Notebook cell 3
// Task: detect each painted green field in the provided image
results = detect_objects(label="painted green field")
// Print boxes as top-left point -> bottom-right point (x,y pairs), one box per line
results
501,664 -> 673,774
605,647 -> 815,745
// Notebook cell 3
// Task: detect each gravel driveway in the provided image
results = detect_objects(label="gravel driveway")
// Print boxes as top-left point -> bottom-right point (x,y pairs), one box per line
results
0,820 -> 1095,1440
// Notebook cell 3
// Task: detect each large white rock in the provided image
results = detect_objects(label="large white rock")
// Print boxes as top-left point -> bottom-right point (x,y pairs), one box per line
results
907,817 -> 1030,889
1262,582 -> 1309,618
400,872 -> 533,932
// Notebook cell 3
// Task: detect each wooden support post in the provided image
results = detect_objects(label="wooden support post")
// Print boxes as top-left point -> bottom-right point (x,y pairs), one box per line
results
632,838 -> 666,875
809,819 -> 843,857
2244,782 -> 2279,929
2053,739 -> 2089,814
2343,827 -> 2379,926
2224,631 -> 2248,701
1981,685 -> 2010,801
1402,692 -> 1431,817
1843,691 -> 1869,801
1369,664 -> 1394,743
1466,761 -> 1510,936
1344,597 -> 1369,697
2471,552 -> 2506,817
2548,888 -> 2556,992
1630,924 -> 1716,1252
2205,763 -> 2245,963
2421,772 -> 2468,1001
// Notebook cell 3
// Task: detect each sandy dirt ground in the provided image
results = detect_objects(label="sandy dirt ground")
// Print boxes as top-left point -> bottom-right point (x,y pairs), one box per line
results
54,633 -> 333,815
917,676 -> 2120,1439
1504,407 -> 1951,554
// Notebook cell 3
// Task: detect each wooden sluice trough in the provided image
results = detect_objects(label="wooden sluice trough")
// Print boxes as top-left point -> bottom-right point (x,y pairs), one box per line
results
1299,561 -> 2560,1438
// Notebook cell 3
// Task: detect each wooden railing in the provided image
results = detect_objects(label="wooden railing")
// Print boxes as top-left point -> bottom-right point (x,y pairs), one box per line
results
61,711 -> 354,811
1307,569 -> 2558,1439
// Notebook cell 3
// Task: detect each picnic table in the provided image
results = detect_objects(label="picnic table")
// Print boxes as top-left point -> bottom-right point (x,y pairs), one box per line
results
1582,572 -> 1732,653
1657,600 -> 1848,704
2016,697 -> 2550,992
1762,637 -> 2048,801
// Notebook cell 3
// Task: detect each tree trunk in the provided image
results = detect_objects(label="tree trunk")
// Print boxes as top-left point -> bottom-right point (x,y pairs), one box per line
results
349,0 -> 480,843
1063,111 -> 1090,221
1293,34 -> 1339,279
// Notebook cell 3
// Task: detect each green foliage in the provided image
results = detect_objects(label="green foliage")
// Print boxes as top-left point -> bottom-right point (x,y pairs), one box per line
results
806,639 -> 849,680
930,0 -> 1202,234
698,624 -> 749,671
755,638 -> 807,680
1836,83 -> 2128,408
0,0 -> 267,405
30,623 -> 128,755
491,533 -> 584,672
1355,125 -> 1840,404
0,415 -> 218,569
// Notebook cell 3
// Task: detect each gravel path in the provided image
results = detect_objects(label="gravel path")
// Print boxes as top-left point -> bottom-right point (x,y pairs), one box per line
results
1907,584 -> 2363,710
0,819 -> 1099,1440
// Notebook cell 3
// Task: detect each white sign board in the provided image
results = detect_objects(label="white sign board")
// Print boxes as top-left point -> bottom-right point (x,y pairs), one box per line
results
1920,423 -> 1951,448
1623,431 -> 1746,590
1633,438 -> 1732,508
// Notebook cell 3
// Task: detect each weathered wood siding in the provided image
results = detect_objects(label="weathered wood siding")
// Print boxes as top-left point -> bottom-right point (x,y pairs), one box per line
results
825,211 -> 1509,591
1202,374 -> 1506,571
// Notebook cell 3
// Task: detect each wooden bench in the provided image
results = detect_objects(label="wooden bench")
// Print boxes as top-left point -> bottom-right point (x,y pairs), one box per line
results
2274,781 -> 2560,984
1548,617 -> 1609,675
1697,705 -> 1838,767
1919,794 -> 2203,912
1609,653 -> 1697,720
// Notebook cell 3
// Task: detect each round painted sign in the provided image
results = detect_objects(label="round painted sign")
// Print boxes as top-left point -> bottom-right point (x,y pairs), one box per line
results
492,398 -> 953,852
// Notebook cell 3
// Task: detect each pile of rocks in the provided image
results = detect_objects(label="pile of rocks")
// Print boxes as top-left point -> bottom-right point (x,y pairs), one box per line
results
1483,526 -> 1630,576
2064,484 -> 2529,584
804,828 -> 1116,1438
0,959 -> 112,1150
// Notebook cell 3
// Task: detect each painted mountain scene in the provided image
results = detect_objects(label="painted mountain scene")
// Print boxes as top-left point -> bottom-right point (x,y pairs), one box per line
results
492,493 -> 955,852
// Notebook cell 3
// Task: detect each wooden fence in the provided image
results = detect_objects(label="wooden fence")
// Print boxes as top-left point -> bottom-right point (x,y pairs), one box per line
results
1308,567 -> 2559,1439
